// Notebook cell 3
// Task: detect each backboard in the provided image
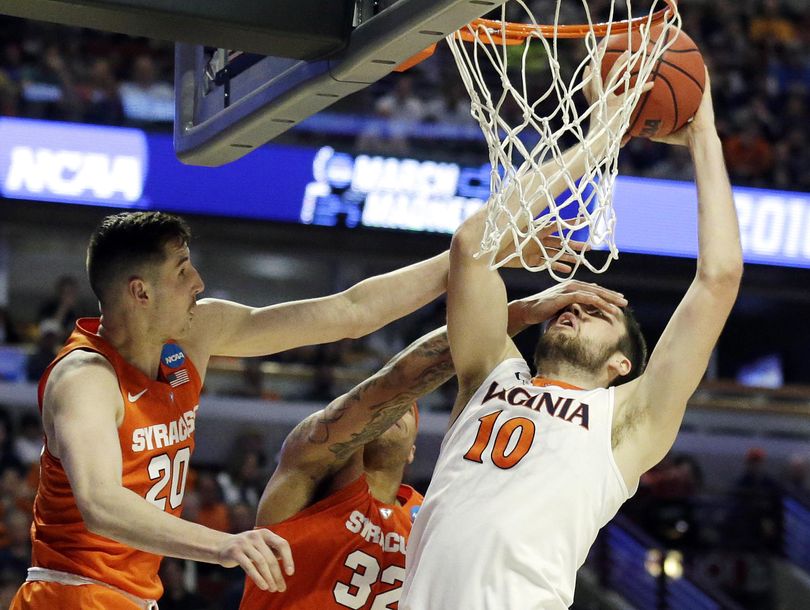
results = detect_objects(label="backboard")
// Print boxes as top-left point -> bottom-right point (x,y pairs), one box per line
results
0,0 -> 507,166
174,0 -> 508,166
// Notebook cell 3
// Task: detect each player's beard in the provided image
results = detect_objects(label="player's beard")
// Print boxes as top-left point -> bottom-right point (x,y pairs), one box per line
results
534,328 -> 616,376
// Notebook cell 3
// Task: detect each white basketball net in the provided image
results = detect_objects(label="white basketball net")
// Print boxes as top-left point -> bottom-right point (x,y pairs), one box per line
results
447,0 -> 681,280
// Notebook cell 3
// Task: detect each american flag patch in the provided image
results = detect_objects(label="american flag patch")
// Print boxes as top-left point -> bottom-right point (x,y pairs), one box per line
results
167,369 -> 190,387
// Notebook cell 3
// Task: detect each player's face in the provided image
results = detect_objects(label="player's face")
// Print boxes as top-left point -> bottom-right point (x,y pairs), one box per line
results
537,303 -> 627,373
152,239 -> 205,336
381,407 -> 417,446
366,407 -> 417,465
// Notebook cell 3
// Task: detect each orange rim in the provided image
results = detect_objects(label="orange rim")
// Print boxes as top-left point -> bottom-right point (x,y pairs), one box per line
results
457,0 -> 678,45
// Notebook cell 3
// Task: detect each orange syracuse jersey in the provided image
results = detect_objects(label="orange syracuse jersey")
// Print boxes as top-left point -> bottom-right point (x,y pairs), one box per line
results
30,318 -> 202,600
240,475 -> 423,610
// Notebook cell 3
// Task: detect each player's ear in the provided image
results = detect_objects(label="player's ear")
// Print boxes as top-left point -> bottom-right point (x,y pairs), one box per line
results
407,445 -> 416,465
608,352 -> 631,380
128,276 -> 149,305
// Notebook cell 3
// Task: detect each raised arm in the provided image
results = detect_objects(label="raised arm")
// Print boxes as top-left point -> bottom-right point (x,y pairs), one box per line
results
447,209 -> 520,404
188,252 -> 448,362
286,327 -> 453,465
45,353 -> 293,592
448,58 -> 639,406
614,72 -> 743,481
256,325 -> 454,525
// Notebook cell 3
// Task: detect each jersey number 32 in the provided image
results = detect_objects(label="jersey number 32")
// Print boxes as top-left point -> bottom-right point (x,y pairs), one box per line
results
333,550 -> 404,609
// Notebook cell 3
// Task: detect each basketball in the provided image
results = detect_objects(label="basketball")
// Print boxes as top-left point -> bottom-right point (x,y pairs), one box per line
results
600,25 -> 706,139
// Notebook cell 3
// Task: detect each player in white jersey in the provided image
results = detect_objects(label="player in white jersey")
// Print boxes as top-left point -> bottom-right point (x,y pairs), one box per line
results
401,69 -> 743,609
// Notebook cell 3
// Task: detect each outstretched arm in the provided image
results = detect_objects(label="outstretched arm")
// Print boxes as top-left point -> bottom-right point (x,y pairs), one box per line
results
285,327 -> 454,468
189,252 -> 448,361
280,290 -> 618,468
614,71 -> 743,481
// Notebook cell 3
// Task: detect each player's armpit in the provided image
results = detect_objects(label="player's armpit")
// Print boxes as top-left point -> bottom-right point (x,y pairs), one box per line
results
612,274 -> 740,485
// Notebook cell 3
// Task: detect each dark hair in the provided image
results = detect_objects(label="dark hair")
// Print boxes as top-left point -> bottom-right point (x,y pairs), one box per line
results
611,306 -> 648,386
86,212 -> 191,305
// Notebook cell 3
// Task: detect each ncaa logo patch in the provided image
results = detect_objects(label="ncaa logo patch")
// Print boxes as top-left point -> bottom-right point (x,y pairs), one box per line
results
161,343 -> 186,369
410,505 -> 421,523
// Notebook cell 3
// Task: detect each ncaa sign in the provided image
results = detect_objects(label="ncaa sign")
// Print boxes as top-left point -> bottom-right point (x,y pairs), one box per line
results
0,117 -> 147,206
161,343 -> 186,369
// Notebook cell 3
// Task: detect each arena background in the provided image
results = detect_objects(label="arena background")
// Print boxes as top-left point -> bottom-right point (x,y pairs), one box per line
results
0,1 -> 810,607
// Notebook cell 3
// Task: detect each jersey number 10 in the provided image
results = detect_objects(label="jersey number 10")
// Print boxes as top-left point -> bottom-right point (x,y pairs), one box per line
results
463,410 -> 536,469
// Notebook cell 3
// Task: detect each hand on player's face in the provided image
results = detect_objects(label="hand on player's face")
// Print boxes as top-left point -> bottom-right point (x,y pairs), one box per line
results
515,280 -> 628,327
651,68 -> 715,147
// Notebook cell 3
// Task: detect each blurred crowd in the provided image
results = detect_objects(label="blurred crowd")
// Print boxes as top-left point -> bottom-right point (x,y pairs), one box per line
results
0,0 -> 809,191
622,0 -> 810,191
0,17 -> 173,126
624,446 -> 810,608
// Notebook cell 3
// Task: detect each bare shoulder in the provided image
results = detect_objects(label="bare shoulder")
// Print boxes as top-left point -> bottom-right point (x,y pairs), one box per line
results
43,350 -> 123,457
256,414 -> 364,525
48,350 -> 117,390
283,411 -> 325,455
190,297 -> 230,321
279,408 -> 352,469
183,297 -> 239,342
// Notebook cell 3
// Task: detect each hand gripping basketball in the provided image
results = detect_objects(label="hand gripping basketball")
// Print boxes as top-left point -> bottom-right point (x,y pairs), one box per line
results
584,51 -> 653,139
650,68 -> 715,148
600,24 -> 707,139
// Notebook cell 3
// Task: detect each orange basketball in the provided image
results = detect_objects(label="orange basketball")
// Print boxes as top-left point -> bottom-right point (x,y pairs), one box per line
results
600,24 -> 706,139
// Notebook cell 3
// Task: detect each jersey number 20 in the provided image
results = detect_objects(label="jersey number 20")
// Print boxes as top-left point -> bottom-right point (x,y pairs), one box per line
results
463,410 -> 535,469
145,447 -> 191,510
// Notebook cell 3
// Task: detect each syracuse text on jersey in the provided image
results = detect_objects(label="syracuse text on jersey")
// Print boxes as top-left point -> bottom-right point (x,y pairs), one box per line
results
131,406 -> 198,452
345,509 -> 408,556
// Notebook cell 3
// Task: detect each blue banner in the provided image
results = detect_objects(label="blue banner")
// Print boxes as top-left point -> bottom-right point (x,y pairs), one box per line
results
0,118 -> 148,207
1,117 -> 809,269
0,117 -> 306,222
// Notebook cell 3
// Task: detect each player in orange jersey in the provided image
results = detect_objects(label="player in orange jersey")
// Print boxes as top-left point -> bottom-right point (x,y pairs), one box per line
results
10,210 -> 457,610
239,280 -> 626,610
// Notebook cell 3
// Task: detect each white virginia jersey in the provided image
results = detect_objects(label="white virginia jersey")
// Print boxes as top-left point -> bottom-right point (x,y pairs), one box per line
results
401,358 -> 637,610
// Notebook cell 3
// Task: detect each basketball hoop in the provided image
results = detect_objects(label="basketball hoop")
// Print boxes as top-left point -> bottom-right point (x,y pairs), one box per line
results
447,0 -> 681,279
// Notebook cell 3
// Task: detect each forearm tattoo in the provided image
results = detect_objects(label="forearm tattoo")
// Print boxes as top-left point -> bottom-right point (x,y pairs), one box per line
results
297,330 -> 454,463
